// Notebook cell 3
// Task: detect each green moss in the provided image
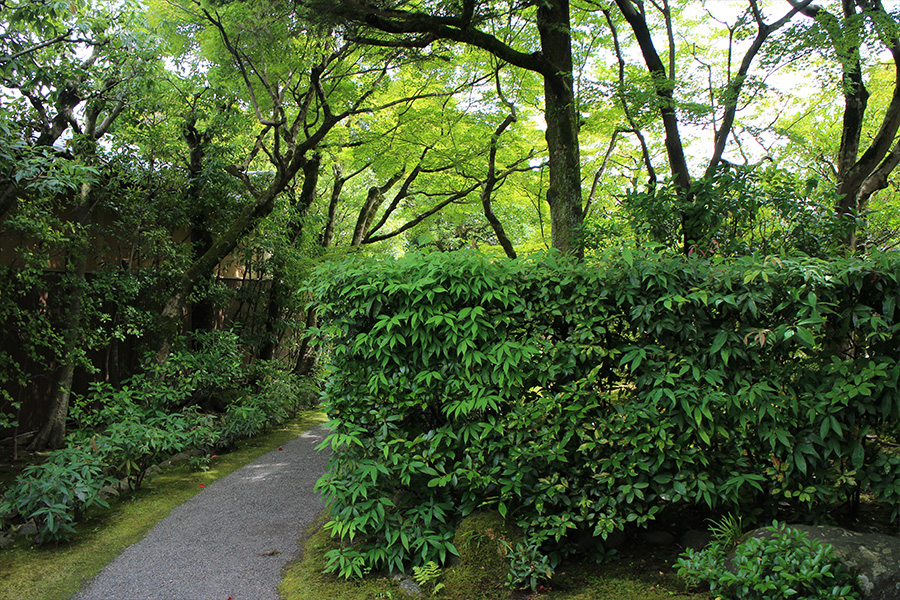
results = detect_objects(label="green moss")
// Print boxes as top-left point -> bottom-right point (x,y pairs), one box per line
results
439,510 -> 521,600
281,509 -> 709,600
536,551 -> 708,600
279,517 -> 402,600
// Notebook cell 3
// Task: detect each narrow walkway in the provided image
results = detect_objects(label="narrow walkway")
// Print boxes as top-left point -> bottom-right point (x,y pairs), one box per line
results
73,425 -> 331,600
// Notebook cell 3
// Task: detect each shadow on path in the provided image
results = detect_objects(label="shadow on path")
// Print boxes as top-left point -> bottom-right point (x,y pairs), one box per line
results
73,425 -> 331,600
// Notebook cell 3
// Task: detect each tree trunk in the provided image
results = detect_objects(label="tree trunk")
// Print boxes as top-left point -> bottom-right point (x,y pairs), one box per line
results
259,155 -> 320,362
184,112 -> 218,334
28,253 -> 87,450
352,171 -> 403,247
258,275 -> 284,363
615,0 -> 694,251
293,309 -> 319,376
538,0 -> 583,257
317,0 -> 584,254
320,164 -> 344,248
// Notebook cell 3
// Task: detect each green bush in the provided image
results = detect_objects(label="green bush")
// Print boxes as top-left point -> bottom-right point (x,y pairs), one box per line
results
0,446 -> 111,543
71,381 -> 219,490
675,521 -> 860,600
218,367 -> 317,444
1,347 -> 314,547
311,249 -> 900,582
139,329 -> 248,409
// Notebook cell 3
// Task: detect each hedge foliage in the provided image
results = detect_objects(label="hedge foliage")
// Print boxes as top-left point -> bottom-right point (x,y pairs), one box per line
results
312,249 -> 900,581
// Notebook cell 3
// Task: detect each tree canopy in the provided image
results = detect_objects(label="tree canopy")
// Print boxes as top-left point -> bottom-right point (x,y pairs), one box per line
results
3,0 -> 900,447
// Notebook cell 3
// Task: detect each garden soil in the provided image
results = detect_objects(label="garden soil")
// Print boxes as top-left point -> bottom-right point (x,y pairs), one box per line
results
73,425 -> 330,600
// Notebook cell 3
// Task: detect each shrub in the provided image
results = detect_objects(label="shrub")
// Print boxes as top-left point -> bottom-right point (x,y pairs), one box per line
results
1,350 -> 312,547
220,399 -> 270,442
675,521 -> 860,600
311,249 -> 900,581
71,382 -> 219,490
0,445 -> 111,543
139,329 -> 248,409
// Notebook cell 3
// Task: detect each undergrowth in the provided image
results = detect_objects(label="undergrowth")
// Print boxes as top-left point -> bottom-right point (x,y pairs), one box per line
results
0,410 -> 326,600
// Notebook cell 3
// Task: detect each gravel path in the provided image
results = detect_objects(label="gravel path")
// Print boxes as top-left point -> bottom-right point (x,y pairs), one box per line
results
73,425 -> 331,600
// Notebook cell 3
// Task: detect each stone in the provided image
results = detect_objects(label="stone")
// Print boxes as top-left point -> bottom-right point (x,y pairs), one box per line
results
743,525 -> 900,600
443,510 -> 523,592
602,529 -> 627,550
639,530 -> 676,546
99,485 -> 120,500
398,577 -> 422,596
16,521 -> 37,536
682,529 -> 713,551
0,533 -> 14,548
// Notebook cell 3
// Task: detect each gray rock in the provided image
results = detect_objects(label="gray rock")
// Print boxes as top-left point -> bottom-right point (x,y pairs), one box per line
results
682,529 -> 713,551
17,521 -> 37,536
639,530 -> 676,546
602,529 -> 627,550
743,525 -> 900,600
166,449 -> 203,465
99,485 -> 120,500
0,533 -> 14,547
398,577 -> 422,596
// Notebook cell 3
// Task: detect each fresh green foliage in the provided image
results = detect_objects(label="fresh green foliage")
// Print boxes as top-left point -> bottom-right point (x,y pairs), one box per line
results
503,540 -> 554,591
604,167 -> 847,256
0,446 -> 111,543
675,521 -> 860,600
188,455 -> 213,472
2,351 -> 315,544
313,249 -> 900,583
412,561 -> 445,595
0,411 -> 326,600
707,513 -> 745,550
281,512 -> 706,600
139,330 -> 248,409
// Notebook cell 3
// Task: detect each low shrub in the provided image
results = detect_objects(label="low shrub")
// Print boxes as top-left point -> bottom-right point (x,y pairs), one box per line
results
0,445 -> 111,543
1,351 -> 317,545
139,329 -> 248,409
71,382 -> 220,490
675,521 -> 860,600
221,400 -> 270,442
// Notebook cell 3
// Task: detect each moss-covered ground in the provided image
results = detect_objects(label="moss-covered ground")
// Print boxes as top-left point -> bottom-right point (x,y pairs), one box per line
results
0,410 -> 327,600
280,513 -> 709,600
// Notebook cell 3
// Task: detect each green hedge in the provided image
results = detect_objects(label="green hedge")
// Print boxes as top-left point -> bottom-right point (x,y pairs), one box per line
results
312,249 -> 900,581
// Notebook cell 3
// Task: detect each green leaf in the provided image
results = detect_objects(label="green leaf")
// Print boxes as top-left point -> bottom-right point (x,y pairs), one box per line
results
796,327 -> 816,347
710,331 -> 728,354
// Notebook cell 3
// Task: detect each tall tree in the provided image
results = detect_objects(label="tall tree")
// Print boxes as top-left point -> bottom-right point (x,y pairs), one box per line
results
1,0 -> 162,448
787,0 -> 900,248
302,0 -> 585,255
150,0 -> 381,359
610,0 -> 814,252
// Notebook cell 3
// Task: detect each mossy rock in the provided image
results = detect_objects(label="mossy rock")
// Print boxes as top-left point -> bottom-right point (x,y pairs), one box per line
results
440,510 -> 523,600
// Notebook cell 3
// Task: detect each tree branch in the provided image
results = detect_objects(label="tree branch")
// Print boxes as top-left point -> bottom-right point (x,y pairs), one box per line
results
315,0 -> 547,75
